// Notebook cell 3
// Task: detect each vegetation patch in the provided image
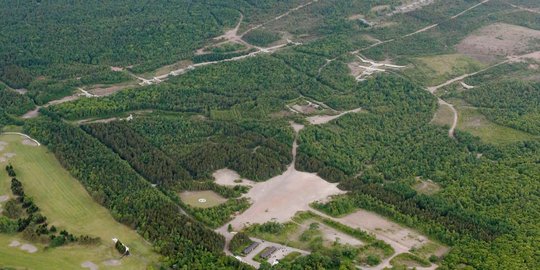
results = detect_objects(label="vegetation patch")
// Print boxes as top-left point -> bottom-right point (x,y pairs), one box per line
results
452,99 -> 539,144
0,133 -> 158,269
243,29 -> 282,47
403,54 -> 484,86
179,190 -> 227,209
390,252 -> 431,268
431,102 -> 455,128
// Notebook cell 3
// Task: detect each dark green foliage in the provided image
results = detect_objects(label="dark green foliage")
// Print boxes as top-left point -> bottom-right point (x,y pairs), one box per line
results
0,216 -> 18,233
23,117 -> 250,268
6,164 -> 16,177
82,121 -> 192,186
10,178 -> 23,196
49,56 -> 335,120
192,49 -> 257,64
243,29 -> 281,47
115,239 -> 128,255
3,199 -> 23,219
187,198 -> 250,229
0,88 -> 35,115
462,80 -> 540,135
229,232 -> 252,254
126,114 -> 294,181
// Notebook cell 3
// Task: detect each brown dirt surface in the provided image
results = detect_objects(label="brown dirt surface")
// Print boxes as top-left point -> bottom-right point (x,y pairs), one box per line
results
457,23 -> 540,63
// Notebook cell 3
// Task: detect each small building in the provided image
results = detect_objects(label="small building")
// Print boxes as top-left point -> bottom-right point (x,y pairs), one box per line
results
260,246 -> 277,259
242,242 -> 259,255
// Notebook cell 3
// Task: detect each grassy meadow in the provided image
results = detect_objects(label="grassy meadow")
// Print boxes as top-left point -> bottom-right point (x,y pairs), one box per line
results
0,133 -> 159,269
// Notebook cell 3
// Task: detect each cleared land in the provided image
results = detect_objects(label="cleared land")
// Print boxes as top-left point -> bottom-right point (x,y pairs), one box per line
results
316,209 -> 447,270
431,102 -> 456,128
405,54 -> 484,86
179,190 -> 227,208
0,134 -> 158,269
450,99 -> 539,144
457,23 -> 540,63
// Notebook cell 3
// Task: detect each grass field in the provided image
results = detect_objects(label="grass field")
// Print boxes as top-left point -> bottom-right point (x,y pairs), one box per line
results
450,100 -> 539,144
404,54 -> 484,86
431,103 -> 455,128
0,133 -> 159,269
390,253 -> 431,268
179,190 -> 227,209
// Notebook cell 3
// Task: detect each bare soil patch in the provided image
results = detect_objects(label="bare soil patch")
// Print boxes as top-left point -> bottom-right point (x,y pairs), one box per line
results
213,168 -> 255,186
81,261 -> 99,270
0,195 -> 9,202
387,0 -> 435,16
307,108 -> 362,125
103,259 -> 122,266
8,240 -> 20,247
179,190 -> 227,209
20,244 -> 38,253
89,85 -> 131,96
22,139 -> 38,146
413,178 -> 441,195
227,166 -> 345,230
332,210 -> 429,254
457,23 -> 540,63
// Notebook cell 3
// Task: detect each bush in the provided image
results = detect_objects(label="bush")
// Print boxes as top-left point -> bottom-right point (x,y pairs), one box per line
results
0,216 -> 18,233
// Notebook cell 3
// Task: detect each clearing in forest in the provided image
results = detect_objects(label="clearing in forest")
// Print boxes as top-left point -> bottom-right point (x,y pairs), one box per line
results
0,134 -> 158,269
404,54 -> 484,86
430,102 -> 456,128
319,209 -> 448,270
179,190 -> 228,209
456,23 -> 540,63
449,99 -> 539,144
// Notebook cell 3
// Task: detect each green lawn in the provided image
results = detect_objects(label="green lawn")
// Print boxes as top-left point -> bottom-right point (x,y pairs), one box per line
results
0,133 -> 159,269
452,102 -> 539,144
179,190 -> 227,209
431,103 -> 455,128
403,54 -> 484,86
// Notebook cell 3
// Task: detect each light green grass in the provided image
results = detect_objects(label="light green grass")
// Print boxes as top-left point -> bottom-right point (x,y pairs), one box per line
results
405,54 -> 484,86
0,133 -> 159,269
179,190 -> 227,208
412,179 -> 441,195
390,252 -> 431,268
431,103 -> 455,128
452,101 -> 539,144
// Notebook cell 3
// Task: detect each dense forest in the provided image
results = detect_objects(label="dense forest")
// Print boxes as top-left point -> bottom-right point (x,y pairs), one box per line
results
23,117 -> 251,269
2,0 -> 540,269
462,80 -> 540,135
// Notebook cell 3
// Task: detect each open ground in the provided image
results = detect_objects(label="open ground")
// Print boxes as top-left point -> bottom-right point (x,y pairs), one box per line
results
179,190 -> 227,209
0,133 -> 158,269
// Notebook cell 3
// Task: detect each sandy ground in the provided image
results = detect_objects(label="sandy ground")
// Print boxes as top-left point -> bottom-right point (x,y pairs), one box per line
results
9,240 -> 21,247
297,219 -> 363,247
226,165 -> 344,229
103,259 -> 122,266
313,209 -> 445,270
81,261 -> 99,270
213,168 -> 255,186
219,122 -> 344,230
307,108 -> 362,125
457,23 -> 540,63
20,244 -> 38,253
386,0 -> 435,16
349,55 -> 406,81
22,139 -> 38,146
0,195 -> 9,202
3,153 -> 16,158
2,132 -> 40,146
438,99 -> 458,137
